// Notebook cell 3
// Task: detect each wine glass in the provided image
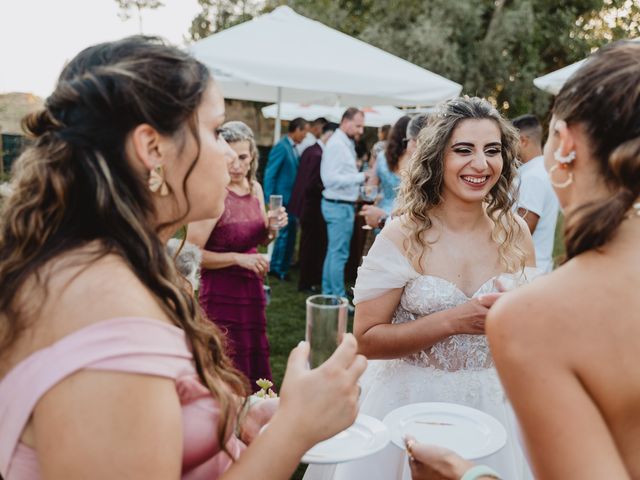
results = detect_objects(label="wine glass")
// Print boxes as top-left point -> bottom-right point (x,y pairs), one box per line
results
359,185 -> 378,230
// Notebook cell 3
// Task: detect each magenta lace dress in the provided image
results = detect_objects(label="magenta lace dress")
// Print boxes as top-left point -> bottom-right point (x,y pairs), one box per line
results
199,189 -> 272,387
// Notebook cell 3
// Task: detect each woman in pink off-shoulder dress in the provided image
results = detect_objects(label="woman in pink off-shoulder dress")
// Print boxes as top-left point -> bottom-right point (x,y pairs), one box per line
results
0,36 -> 365,480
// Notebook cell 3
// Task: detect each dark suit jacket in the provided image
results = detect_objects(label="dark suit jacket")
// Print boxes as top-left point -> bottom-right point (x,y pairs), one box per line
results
288,142 -> 323,220
263,136 -> 299,206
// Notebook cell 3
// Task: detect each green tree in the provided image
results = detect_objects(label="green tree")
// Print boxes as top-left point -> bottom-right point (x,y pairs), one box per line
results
190,0 -> 639,117
189,0 -> 262,41
115,0 -> 164,33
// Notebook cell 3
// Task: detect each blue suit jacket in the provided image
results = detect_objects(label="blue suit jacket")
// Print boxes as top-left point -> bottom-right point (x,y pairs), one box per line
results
263,136 -> 299,206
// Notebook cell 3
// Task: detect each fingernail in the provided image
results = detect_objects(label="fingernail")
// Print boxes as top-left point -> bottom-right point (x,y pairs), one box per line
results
298,340 -> 307,347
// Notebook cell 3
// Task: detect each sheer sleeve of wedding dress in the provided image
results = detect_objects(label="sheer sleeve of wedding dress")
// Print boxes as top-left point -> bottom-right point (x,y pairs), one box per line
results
353,229 -> 420,304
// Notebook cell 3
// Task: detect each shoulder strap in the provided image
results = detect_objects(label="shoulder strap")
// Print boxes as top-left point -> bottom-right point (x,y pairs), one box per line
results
0,317 -> 193,476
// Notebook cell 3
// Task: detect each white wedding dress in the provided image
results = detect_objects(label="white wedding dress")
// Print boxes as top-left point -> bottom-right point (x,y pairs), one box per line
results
304,233 -> 534,480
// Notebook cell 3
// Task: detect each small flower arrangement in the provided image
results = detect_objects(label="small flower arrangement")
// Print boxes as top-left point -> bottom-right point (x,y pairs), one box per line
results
254,378 -> 278,398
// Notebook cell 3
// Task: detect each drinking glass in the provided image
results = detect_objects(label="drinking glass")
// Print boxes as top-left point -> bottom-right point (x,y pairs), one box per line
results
359,185 -> 379,230
305,295 -> 348,368
268,194 -> 283,231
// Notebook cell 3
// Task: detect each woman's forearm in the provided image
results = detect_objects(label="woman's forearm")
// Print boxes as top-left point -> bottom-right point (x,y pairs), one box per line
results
220,412 -> 310,480
356,308 -> 459,359
201,250 -> 239,270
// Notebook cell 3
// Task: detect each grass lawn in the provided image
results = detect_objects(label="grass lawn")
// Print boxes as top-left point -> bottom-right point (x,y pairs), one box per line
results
264,267 -> 355,479
264,267 -> 312,480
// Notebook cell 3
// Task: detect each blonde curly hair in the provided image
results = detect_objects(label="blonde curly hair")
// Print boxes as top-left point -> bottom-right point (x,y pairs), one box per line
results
395,96 -> 525,273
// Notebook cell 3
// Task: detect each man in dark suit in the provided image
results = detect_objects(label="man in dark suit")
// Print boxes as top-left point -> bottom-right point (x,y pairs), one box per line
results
264,117 -> 309,280
288,122 -> 338,292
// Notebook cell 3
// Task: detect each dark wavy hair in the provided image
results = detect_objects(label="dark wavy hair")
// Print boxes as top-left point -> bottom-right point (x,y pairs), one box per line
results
396,97 -> 525,272
0,36 -> 247,457
554,41 -> 640,260
384,115 -> 411,173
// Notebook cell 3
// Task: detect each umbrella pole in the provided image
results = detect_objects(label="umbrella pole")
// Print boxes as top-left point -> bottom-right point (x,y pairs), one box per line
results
274,87 -> 282,144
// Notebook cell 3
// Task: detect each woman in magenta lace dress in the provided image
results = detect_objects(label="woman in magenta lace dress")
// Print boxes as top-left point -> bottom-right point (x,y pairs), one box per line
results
188,121 -> 286,387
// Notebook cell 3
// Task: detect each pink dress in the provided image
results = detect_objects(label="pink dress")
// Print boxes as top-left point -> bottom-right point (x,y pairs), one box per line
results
0,317 -> 246,479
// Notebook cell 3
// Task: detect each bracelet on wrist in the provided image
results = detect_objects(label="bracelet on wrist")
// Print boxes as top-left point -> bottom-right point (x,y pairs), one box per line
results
460,464 -> 501,480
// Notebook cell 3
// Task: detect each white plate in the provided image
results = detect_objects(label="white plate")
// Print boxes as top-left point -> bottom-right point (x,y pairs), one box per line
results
382,402 -> 507,460
301,413 -> 390,464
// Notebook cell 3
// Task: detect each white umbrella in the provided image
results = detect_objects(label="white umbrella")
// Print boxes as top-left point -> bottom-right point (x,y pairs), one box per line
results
534,38 -> 640,95
260,102 -> 406,127
191,6 -> 461,141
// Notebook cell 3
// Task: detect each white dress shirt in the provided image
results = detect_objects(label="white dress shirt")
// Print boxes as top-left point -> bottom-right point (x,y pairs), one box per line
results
516,155 -> 560,272
296,131 -> 317,156
320,128 -> 365,202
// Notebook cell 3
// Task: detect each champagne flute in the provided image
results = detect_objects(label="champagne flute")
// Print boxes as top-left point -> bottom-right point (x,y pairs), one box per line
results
305,295 -> 348,368
268,195 -> 283,232
359,185 -> 378,230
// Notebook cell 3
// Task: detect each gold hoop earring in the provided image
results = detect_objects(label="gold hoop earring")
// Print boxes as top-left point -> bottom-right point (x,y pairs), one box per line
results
548,163 -> 573,189
148,165 -> 169,196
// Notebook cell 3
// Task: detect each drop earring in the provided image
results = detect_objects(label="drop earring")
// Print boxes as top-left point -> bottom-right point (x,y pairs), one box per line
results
148,165 -> 169,196
548,149 -> 575,189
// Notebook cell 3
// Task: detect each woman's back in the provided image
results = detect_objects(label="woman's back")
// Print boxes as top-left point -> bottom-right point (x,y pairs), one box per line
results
568,222 -> 640,475
375,152 -> 401,214
488,218 -> 640,479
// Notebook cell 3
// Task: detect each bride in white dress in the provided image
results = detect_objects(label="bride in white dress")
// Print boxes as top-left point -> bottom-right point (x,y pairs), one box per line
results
305,97 -> 536,480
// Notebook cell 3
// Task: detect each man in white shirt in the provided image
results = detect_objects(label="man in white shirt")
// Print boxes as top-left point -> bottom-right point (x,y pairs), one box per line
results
512,114 -> 560,272
320,108 -> 368,297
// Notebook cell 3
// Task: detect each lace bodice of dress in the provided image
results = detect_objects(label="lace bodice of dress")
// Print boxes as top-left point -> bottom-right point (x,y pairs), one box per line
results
205,189 -> 267,254
393,275 -> 497,371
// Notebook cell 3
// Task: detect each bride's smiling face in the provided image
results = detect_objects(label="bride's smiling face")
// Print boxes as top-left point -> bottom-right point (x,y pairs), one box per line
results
441,119 -> 503,203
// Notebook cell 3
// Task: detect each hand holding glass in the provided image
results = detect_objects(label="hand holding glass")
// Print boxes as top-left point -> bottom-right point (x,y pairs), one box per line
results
306,295 -> 348,368
360,185 -> 378,230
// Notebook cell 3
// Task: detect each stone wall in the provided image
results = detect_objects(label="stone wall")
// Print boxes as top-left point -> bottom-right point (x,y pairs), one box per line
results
224,99 -> 277,146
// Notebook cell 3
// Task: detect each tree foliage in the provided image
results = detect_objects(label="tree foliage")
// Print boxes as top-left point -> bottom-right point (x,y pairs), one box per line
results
189,0 -> 262,41
115,0 -> 164,33
189,0 -> 640,117
115,0 -> 164,20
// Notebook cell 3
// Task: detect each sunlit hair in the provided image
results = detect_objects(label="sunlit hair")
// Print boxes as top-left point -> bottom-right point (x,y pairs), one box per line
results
0,36 -> 247,458
395,96 -> 525,272
554,41 -> 640,260
219,120 -> 259,191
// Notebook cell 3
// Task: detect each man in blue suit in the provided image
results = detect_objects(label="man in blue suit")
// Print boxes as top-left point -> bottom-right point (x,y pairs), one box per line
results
264,117 -> 309,280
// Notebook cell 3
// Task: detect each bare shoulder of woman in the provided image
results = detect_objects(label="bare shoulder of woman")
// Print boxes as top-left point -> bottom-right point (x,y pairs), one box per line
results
34,360 -> 183,479
486,265 -> 573,354
28,245 -> 172,342
252,180 -> 264,199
